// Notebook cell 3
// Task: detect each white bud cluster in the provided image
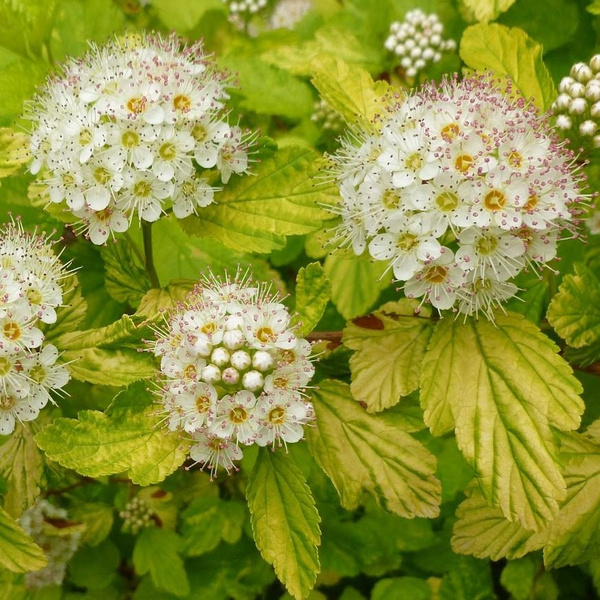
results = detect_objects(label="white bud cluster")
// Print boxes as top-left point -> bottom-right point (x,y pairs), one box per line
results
119,496 -> 156,535
311,99 -> 345,135
152,271 -> 315,477
329,75 -> 584,319
269,0 -> 312,30
26,33 -> 256,245
0,222 -> 71,435
224,0 -> 268,16
19,500 -> 81,589
552,55 -> 600,149
384,9 -> 456,79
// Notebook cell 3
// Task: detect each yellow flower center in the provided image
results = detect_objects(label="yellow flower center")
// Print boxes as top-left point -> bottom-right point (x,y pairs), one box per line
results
158,142 -> 177,161
30,364 -> 46,384
229,406 -> 248,424
475,236 -> 498,255
0,357 -> 11,376
192,123 -> 207,142
483,189 -> 507,211
93,167 -> 111,185
3,322 -> 21,341
405,152 -> 423,171
257,327 -> 276,343
436,191 -> 459,212
268,406 -> 286,425
121,130 -> 140,149
79,129 -> 93,146
441,123 -> 460,142
195,395 -> 211,413
173,94 -> 192,112
397,233 -> 418,252
454,154 -> 474,173
133,181 -> 152,198
508,151 -> 523,169
0,395 -> 16,410
524,194 -> 538,211
424,265 -> 448,284
26,288 -> 42,305
126,96 -> 146,114
382,189 -> 401,210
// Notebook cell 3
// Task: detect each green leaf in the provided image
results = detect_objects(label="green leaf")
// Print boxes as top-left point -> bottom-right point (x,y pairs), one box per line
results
221,57 -> 314,120
0,424 -> 44,518
547,263 -> 600,348
35,382 -> 190,486
246,449 -> 321,600
180,147 -> 336,254
43,274 -> 87,342
152,0 -> 224,31
343,300 -> 434,413
372,577 -> 430,600
310,56 -> 391,130
0,506 -> 47,573
53,314 -> 155,386
0,58 -> 48,126
0,0 -> 58,57
459,23 -> 556,111
460,0 -> 516,22
500,556 -> 538,600
69,539 -> 120,590
292,262 -> 331,336
307,380 -> 441,518
180,496 -> 246,557
439,554 -> 494,600
588,0 -> 600,14
133,528 -> 189,597
420,312 -> 584,530
543,432 -> 600,568
451,487 -> 547,561
0,128 -> 29,178
136,281 -> 195,318
101,238 -> 151,308
323,252 -> 392,319
69,503 -> 114,547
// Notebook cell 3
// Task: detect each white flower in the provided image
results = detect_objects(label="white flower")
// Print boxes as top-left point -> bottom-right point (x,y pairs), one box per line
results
27,33 -> 256,244
152,270 -> 315,475
255,390 -> 313,446
330,75 -> 585,318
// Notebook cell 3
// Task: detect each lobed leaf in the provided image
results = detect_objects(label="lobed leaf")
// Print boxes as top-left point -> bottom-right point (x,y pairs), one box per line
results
0,128 -> 30,178
343,299 -> 434,413
35,382 -> 190,486
421,312 -> 584,530
246,449 -> 321,600
0,506 -> 47,574
461,0 -> 516,22
292,262 -> 331,336
306,380 -> 441,518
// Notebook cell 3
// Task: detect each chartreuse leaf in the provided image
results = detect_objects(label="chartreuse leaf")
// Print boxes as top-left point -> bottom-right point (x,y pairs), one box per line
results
133,528 -> 189,597
459,23 -> 556,111
461,0 -> 516,22
0,0 -> 58,57
0,424 -> 44,518
180,146 -> 336,254
310,56 -> 391,130
343,299 -> 434,413
421,312 -> 584,530
53,314 -> 155,386
439,554 -> 495,600
136,280 -> 195,318
543,432 -> 600,568
590,0 -> 600,15
70,503 -> 114,547
324,252 -> 392,319
292,262 -> 331,336
0,506 -> 47,573
547,263 -> 600,348
451,486 -> 547,561
246,449 -> 321,600
500,556 -> 539,600
35,382 -> 190,486
306,380 -> 441,518
152,0 -> 223,31
0,128 -> 29,178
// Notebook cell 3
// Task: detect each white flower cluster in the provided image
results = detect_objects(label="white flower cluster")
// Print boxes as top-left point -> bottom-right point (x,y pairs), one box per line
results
27,33 -> 255,245
0,223 -> 70,435
225,0 -> 268,16
19,500 -> 81,589
269,0 -> 311,30
384,9 -> 456,79
552,55 -> 600,148
120,496 -> 156,535
152,271 -> 315,476
312,99 -> 345,135
330,75 -> 583,318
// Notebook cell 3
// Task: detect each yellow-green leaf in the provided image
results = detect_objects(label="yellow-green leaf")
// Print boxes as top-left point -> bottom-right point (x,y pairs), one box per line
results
292,262 -> 331,336
459,23 -> 556,110
180,146 -> 336,254
0,424 -> 44,518
547,263 -> 600,348
310,56 -> 391,131
343,300 -> 434,413
0,128 -> 30,178
247,449 -> 321,600
306,380 -> 441,518
461,0 -> 516,22
0,506 -> 47,573
136,280 -> 195,318
420,312 -> 584,530
35,382 -> 190,486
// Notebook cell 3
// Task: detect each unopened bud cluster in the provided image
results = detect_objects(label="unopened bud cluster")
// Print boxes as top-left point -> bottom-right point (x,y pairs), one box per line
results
552,56 -> 600,149
0,222 -> 71,435
120,496 -> 156,535
152,271 -> 315,476
312,99 -> 345,136
224,0 -> 269,17
269,0 -> 311,29
19,500 -> 81,589
27,33 -> 256,245
384,10 -> 456,79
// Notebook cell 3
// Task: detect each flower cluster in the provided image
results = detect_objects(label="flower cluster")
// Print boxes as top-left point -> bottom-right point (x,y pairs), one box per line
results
384,9 -> 456,79
224,0 -> 269,17
329,75 -> 583,318
312,99 -> 345,136
27,33 -> 256,245
0,222 -> 71,435
19,500 -> 81,589
152,271 -> 315,476
552,55 -> 600,150
269,0 -> 311,30
120,496 -> 156,535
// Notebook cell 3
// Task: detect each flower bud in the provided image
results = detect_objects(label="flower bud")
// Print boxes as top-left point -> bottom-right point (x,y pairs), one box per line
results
569,97 -> 587,115
252,350 -> 274,371
211,347 -> 230,367
242,370 -> 264,391
201,364 -> 221,383
569,82 -> 586,98
591,102 -> 600,119
571,62 -> 593,83
591,55 -> 600,73
594,134 -> 600,148
231,350 -> 251,370
580,120 -> 598,136
586,81 -> 600,102
555,114 -> 573,130
558,76 -> 575,94
223,329 -> 244,350
222,367 -> 240,385
554,93 -> 572,111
